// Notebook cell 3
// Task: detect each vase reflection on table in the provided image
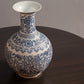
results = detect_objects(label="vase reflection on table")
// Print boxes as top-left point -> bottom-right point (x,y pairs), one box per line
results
5,1 -> 53,78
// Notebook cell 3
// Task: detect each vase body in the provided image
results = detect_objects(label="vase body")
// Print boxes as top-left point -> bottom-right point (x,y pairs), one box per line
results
5,1 -> 53,78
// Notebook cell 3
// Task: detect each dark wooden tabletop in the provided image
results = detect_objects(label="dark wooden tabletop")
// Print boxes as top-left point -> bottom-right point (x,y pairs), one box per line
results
0,26 -> 84,84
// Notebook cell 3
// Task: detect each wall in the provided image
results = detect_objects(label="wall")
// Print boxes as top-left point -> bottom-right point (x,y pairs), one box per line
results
0,0 -> 84,38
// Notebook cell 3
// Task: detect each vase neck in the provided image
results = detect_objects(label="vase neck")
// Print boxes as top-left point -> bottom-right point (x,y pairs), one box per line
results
20,13 -> 36,34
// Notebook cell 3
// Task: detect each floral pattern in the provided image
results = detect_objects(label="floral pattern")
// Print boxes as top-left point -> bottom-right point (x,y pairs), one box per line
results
5,13 -> 53,78
20,14 -> 36,34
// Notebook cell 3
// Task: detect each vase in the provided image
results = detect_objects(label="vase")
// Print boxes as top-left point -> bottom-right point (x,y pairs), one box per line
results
5,1 -> 53,78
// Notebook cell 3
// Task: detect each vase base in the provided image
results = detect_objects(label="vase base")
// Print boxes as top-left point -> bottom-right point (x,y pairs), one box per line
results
18,72 -> 42,79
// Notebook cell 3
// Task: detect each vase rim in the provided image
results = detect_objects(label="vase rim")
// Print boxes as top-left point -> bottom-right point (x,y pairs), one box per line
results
13,1 -> 42,14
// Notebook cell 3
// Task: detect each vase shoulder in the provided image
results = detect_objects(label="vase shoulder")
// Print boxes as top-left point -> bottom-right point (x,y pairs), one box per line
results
6,30 -> 52,54
5,30 -> 53,77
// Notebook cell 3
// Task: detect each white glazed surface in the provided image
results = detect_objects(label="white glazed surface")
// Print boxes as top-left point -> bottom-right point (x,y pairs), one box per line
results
5,1 -> 52,78
13,1 -> 42,13
5,13 -> 53,78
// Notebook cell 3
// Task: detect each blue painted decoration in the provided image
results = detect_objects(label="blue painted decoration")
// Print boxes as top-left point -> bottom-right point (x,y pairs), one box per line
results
5,13 -> 53,78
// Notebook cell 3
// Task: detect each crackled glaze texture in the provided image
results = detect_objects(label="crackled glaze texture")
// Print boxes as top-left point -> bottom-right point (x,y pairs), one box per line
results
5,13 -> 53,78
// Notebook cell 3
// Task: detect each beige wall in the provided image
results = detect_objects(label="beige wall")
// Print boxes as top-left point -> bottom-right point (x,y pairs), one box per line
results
0,0 -> 84,38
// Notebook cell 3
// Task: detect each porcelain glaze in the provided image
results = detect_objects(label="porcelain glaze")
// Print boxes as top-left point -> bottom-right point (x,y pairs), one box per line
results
5,1 -> 53,78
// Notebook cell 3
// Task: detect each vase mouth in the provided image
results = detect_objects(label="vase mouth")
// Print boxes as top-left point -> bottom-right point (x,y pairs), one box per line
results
13,1 -> 42,13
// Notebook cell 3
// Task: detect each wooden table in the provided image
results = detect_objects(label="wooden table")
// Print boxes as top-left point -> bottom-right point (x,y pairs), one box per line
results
0,26 -> 84,84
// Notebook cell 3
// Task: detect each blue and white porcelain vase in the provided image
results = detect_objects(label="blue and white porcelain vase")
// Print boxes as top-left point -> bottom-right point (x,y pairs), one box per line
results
5,1 -> 53,78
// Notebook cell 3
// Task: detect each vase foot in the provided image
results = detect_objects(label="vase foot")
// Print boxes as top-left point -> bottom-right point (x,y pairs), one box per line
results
18,72 -> 42,79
